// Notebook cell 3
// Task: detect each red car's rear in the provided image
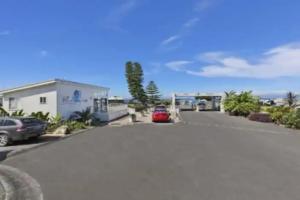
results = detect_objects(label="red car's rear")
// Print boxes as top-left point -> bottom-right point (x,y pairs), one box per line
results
152,108 -> 170,122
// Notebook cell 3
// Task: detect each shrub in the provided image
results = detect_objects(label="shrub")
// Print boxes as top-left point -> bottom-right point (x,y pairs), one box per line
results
0,107 -> 9,116
30,111 -> 50,122
266,106 -> 292,124
282,110 -> 300,129
64,121 -> 86,132
11,110 -> 25,117
248,113 -> 272,123
224,91 -> 260,117
47,114 -> 64,131
69,108 -> 93,125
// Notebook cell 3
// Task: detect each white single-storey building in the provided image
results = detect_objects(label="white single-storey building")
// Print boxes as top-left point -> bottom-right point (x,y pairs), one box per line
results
0,79 -> 112,120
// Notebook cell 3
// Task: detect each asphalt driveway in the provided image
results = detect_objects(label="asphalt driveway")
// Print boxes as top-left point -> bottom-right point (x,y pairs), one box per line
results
2,112 -> 300,200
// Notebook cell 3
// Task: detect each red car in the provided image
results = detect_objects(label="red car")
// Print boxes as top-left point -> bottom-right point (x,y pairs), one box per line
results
152,107 -> 170,123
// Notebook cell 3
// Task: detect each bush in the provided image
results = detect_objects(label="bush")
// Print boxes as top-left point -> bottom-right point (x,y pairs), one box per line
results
0,107 -> 9,116
282,110 -> 300,129
11,110 -> 25,117
266,106 -> 292,124
64,121 -> 87,132
30,111 -> 50,122
248,113 -> 272,123
47,115 -> 64,132
224,91 -> 260,117
69,108 -> 95,125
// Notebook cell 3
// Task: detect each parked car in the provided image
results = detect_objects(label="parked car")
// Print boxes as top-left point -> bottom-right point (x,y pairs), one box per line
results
152,106 -> 170,123
197,101 -> 206,111
0,117 -> 47,146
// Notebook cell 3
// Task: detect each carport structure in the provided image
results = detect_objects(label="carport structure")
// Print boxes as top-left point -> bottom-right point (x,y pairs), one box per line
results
171,92 -> 225,112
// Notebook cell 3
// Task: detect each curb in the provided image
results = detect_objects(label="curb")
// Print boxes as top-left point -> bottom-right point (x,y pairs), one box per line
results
0,165 -> 43,200
4,127 -> 95,161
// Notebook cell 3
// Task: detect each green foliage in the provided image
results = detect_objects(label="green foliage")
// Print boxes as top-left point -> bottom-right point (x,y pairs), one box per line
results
30,111 -> 50,122
160,99 -> 171,106
125,61 -> 147,105
146,81 -> 161,105
260,106 -> 271,113
282,109 -> 300,129
224,91 -> 260,117
50,114 -> 63,125
78,108 -> 92,123
47,114 -> 64,131
64,121 -> 86,132
0,107 -> 9,116
128,103 -> 147,112
266,106 -> 292,124
286,92 -> 298,107
11,110 -> 25,117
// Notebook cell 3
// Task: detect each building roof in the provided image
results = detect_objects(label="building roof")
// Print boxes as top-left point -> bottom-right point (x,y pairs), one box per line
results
0,79 -> 109,94
108,96 -> 124,100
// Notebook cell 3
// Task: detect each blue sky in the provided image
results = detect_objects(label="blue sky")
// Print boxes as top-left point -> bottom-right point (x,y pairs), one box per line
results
1,0 -> 300,97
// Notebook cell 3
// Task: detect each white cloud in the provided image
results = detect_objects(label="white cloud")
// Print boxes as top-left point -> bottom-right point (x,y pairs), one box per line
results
161,35 -> 181,46
0,30 -> 11,36
195,0 -> 216,11
166,43 -> 300,78
165,60 -> 193,71
160,17 -> 199,47
104,0 -> 138,31
184,17 -> 199,28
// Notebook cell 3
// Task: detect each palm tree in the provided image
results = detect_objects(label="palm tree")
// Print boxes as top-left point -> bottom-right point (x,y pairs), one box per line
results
0,107 -> 9,116
286,92 -> 297,107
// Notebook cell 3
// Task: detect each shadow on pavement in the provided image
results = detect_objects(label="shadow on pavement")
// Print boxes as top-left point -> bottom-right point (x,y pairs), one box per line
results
0,150 -> 12,162
10,135 -> 62,146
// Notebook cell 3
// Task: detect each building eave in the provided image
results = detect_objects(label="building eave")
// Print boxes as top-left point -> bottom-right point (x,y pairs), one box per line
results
0,79 -> 110,95
0,80 -> 57,95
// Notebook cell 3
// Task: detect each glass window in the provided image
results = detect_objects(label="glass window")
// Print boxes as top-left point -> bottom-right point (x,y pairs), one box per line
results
4,120 -> 16,126
21,118 -> 42,125
0,119 -> 4,126
100,98 -> 108,112
9,97 -> 17,110
40,97 -> 47,104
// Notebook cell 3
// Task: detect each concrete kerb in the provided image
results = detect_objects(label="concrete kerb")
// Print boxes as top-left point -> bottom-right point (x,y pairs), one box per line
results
4,127 -> 96,161
0,165 -> 43,200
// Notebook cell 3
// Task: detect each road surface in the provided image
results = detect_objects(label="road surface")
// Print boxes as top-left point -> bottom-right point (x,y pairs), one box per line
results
2,112 -> 300,200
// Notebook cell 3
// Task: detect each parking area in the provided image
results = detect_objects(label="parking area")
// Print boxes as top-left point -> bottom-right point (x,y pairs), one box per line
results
2,112 -> 300,200
0,135 -> 62,161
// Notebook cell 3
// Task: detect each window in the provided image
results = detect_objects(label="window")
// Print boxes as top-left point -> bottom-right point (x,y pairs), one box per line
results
40,97 -> 47,104
93,98 -> 108,112
0,119 -> 4,126
4,120 -> 16,126
9,97 -> 17,110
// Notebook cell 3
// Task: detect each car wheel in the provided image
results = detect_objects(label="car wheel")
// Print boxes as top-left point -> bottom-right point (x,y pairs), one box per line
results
0,134 -> 10,147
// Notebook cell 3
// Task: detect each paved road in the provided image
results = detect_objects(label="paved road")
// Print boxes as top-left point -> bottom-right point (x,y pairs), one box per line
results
2,112 -> 300,200
0,135 -> 61,161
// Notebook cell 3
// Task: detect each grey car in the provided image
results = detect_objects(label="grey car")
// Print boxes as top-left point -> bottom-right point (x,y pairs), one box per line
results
0,117 -> 47,147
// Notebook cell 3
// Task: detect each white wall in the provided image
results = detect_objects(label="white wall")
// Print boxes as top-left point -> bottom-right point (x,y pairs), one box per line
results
1,84 -> 57,116
56,82 -> 109,119
107,105 -> 128,121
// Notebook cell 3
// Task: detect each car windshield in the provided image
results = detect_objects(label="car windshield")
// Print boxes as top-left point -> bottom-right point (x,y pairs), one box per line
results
154,108 -> 167,112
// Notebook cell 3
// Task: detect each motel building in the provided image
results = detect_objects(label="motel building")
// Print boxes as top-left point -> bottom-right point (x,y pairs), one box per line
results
0,79 -> 122,121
